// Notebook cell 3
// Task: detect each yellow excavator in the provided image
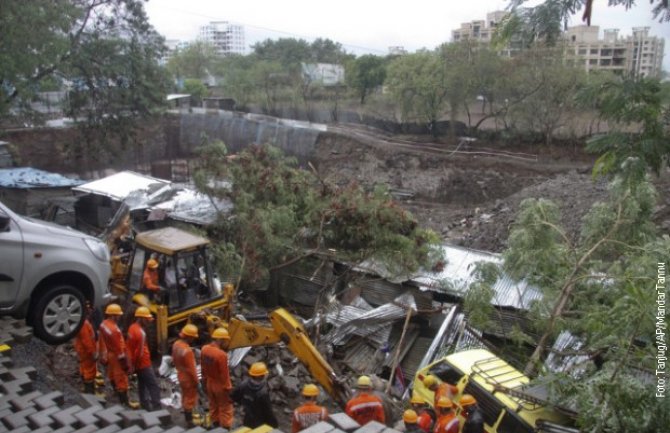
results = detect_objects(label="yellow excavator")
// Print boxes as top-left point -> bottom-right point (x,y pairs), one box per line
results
108,225 -> 347,405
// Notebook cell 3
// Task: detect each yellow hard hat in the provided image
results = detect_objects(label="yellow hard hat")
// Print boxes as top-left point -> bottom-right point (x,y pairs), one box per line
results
403,409 -> 418,424
423,374 -> 438,388
459,394 -> 477,407
180,323 -> 199,338
134,306 -> 153,319
302,384 -> 319,397
212,327 -> 230,340
105,303 -> 123,316
357,375 -> 372,388
436,396 -> 453,409
249,362 -> 269,377
147,259 -> 159,269
410,394 -> 425,405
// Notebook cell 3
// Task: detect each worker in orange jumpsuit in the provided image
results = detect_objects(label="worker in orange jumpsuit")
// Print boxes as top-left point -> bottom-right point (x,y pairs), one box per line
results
127,306 -> 161,411
423,375 -> 458,409
173,323 -> 199,426
402,409 -> 424,433
201,327 -> 233,429
99,303 -> 130,406
410,394 -> 435,433
292,384 -> 328,433
143,258 -> 161,295
345,375 -> 385,425
74,303 -> 97,394
433,397 -> 459,433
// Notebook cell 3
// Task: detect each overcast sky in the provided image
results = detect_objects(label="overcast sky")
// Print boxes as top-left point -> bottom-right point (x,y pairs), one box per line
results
145,0 -> 669,70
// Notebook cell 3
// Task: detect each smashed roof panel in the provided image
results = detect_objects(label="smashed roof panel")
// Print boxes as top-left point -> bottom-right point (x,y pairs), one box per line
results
135,185 -> 232,225
413,244 -> 543,311
0,167 -> 83,189
73,171 -> 170,201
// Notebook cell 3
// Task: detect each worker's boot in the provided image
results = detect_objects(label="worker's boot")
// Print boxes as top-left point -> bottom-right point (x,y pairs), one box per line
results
83,381 -> 95,394
184,411 -> 194,428
117,391 -> 130,407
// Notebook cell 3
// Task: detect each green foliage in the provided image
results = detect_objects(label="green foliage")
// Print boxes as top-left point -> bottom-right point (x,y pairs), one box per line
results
579,77 -> 670,178
183,79 -> 208,102
166,41 -> 219,79
386,50 -> 448,128
194,141 -> 443,287
463,262 -> 500,330
346,55 -> 387,104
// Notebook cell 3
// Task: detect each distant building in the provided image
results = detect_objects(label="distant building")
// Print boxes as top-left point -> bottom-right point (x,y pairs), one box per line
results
301,63 -> 345,86
564,25 -> 665,78
452,11 -> 507,43
161,39 -> 190,65
198,21 -> 245,56
388,46 -> 407,56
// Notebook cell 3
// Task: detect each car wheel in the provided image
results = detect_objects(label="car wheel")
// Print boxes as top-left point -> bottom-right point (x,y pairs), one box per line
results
32,284 -> 86,344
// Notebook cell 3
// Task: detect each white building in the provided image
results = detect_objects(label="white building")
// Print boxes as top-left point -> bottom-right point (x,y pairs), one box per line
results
565,25 -> 665,78
198,21 -> 245,56
452,11 -> 508,43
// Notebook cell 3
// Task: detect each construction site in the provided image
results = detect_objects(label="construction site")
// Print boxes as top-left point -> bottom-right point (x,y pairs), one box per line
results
0,106 -> 668,433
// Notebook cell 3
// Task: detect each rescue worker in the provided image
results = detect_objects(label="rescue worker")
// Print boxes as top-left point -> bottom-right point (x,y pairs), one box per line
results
410,394 -> 435,433
459,395 -> 485,433
292,384 -> 328,433
173,323 -> 199,426
201,327 -> 233,429
433,397 -> 459,433
127,306 -> 161,411
143,258 -> 161,298
231,362 -> 278,428
423,375 -> 458,408
403,410 -> 424,433
73,303 -> 97,394
345,375 -> 385,425
99,303 -> 131,406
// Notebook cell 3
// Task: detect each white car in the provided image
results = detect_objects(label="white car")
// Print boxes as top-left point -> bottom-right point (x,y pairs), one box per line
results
0,200 -> 111,344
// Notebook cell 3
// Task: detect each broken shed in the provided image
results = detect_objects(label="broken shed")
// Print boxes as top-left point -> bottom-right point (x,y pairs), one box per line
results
0,167 -> 83,216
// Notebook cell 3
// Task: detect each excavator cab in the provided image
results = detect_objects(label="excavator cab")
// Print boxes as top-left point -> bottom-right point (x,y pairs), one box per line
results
111,226 -> 232,353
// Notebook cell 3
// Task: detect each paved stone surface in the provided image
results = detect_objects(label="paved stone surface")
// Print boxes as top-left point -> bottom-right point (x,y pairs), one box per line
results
328,413 -> 360,432
35,391 -> 66,410
28,405 -> 61,429
300,420 -> 335,433
73,404 -> 104,427
2,407 -> 37,429
353,421 -> 387,433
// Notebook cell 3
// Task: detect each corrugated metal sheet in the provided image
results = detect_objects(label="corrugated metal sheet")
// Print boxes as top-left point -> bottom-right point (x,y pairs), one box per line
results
401,336 -> 434,379
0,167 -> 82,189
413,244 -> 543,310
73,171 -> 170,200
356,277 -> 433,310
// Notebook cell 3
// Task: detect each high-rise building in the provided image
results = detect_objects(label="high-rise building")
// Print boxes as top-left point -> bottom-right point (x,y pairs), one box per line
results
198,21 -> 245,56
452,11 -> 507,43
564,25 -> 664,78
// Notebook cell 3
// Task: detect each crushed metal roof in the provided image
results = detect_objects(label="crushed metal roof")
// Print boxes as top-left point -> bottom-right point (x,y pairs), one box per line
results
413,244 -> 543,311
0,167 -> 83,189
73,171 -> 171,201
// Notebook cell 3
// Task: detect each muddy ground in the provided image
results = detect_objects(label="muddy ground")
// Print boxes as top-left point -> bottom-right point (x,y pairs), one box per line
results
314,127 -> 670,252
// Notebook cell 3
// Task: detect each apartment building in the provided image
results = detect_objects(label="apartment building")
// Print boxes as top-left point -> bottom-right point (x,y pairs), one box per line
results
198,21 -> 245,56
565,25 -> 664,78
452,11 -> 507,43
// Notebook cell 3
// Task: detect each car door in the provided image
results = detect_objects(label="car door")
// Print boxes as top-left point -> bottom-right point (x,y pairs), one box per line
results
0,204 -> 25,307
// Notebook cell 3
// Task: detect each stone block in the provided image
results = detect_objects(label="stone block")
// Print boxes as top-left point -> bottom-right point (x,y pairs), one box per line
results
328,413 -> 360,432
96,405 -> 125,427
2,407 -> 37,429
119,409 -> 142,427
52,405 -> 84,428
97,424 -> 123,433
28,405 -> 61,429
162,427 -> 186,433
34,391 -> 65,410
354,421 -> 387,433
141,408 -> 172,427
117,426 -> 144,433
73,404 -> 104,427
73,425 -> 100,433
9,390 -> 43,411
299,420 -> 335,433
0,376 -> 33,395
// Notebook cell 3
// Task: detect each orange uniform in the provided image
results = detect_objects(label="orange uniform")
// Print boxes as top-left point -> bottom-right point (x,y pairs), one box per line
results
172,339 -> 198,411
292,402 -> 328,433
126,322 -> 152,372
99,318 -> 129,392
345,392 -> 385,425
143,267 -> 160,291
201,342 -> 233,428
73,319 -> 97,382
434,383 -> 458,408
433,413 -> 459,433
417,411 -> 434,433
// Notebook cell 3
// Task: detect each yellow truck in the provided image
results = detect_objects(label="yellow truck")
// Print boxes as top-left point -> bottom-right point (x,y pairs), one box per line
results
413,349 -> 575,433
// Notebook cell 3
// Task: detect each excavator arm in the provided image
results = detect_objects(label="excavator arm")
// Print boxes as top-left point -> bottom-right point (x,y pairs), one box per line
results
227,308 -> 348,406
